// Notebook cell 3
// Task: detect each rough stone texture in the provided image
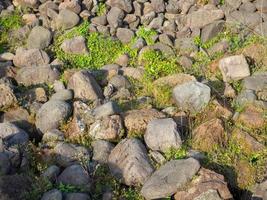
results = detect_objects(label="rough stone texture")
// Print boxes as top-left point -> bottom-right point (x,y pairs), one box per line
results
68,70 -> 103,101
91,101 -> 121,119
141,158 -> 200,199
0,152 -> 10,175
59,0 -> 81,14
92,140 -> 115,164
201,20 -> 225,43
13,48 -> 50,68
252,180 -> 267,200
107,7 -> 125,28
41,165 -> 60,182
172,81 -> 211,113
243,73 -> 267,92
50,89 -> 74,101
15,65 -> 60,86
109,75 -> 131,90
106,0 -> 133,13
56,9 -> 80,30
144,118 -> 182,152
122,108 -> 166,134
36,100 -> 72,134
60,36 -> 88,55
65,193 -> 91,200
226,11 -> 261,29
219,55 -> 250,82
0,84 -> 17,110
154,73 -> 196,87
108,138 -> 154,186
41,189 -> 62,200
89,115 -> 124,141
116,28 -> 135,44
27,26 -> 52,49
192,118 -> 227,152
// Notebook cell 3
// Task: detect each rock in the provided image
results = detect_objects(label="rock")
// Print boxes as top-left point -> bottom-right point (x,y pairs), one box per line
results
174,168 -> 233,200
42,129 -> 65,144
91,101 -> 121,119
13,48 -> 50,68
116,28 -> 135,44
51,89 -> 74,101
243,73 -> 267,92
235,89 -> 257,106
92,140 -> 114,164
226,11 -> 261,29
252,180 -> 267,199
16,65 -> 60,86
27,26 -> 52,49
201,20 -> 225,43
0,122 -> 29,147
59,0 -> 81,14
141,158 -> 200,199
91,15 -> 107,26
41,165 -> 60,181
122,108 -> 166,134
144,118 -> 182,152
239,2 -> 256,13
154,73 -> 196,87
107,7 -> 125,28
65,193 -> 91,200
58,164 -> 91,188
54,142 -> 90,167
255,0 -> 267,13
0,152 -> 10,175
151,0 -> 165,13
106,0 -> 133,13
192,118 -> 227,152
36,100 -> 72,134
175,37 -> 198,55
41,189 -> 62,200
172,81 -> 211,113
219,55 -> 250,82
0,83 -> 17,109
68,70 -> 103,101
109,75 -> 131,90
185,7 -> 224,28
56,9 -> 80,30
0,52 -> 14,61
53,80 -> 66,92
89,115 -> 124,141
108,138 -> 154,186
60,36 -> 88,54
121,67 -> 144,80
115,54 -> 129,67
13,0 -> 38,7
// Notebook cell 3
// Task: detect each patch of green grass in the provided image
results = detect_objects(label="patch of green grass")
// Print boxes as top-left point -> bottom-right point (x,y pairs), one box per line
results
136,26 -> 157,45
96,2 -> 107,16
164,146 -> 188,161
57,183 -> 85,193
0,10 -> 23,53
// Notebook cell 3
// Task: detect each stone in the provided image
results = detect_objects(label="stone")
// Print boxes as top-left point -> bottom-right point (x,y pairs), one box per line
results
91,15 -> 107,26
0,52 -> 14,61
201,20 -> 225,43
60,36 -> 88,54
89,115 -> 124,141
174,168 -> 233,200
56,9 -> 80,30
235,89 -> 257,106
172,81 -> 211,113
154,73 -> 196,87
92,140 -> 115,164
192,118 -> 227,152
0,84 -> 17,109
53,80 -> 66,92
107,7 -> 125,28
144,118 -> 182,152
91,101 -> 121,119
226,11 -> 261,29
13,0 -> 38,7
59,0 -> 81,14
42,129 -> 65,144
65,193 -> 91,200
13,48 -> 50,68
27,26 -> 52,49
0,122 -> 29,147
41,165 -> 61,181
252,180 -> 267,199
151,0 -> 165,13
106,0 -> 133,13
41,189 -> 62,200
51,89 -> 74,101
243,73 -> 267,92
109,75 -> 131,90
68,70 -> 103,101
54,142 -> 90,167
185,7 -> 224,28
58,164 -> 91,189
108,138 -> 154,186
122,108 -> 166,134
36,100 -> 72,134
116,28 -> 135,44
141,158 -> 200,199
219,55 -> 250,82
16,65 -> 60,86
255,0 -> 267,13
239,2 -> 256,13
115,54 -> 129,67
121,67 -> 144,80
0,152 -> 10,175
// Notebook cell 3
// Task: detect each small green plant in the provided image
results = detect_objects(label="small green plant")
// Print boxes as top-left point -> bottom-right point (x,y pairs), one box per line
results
164,147 -> 188,161
57,183 -> 84,193
96,2 -> 107,16
136,26 -> 157,45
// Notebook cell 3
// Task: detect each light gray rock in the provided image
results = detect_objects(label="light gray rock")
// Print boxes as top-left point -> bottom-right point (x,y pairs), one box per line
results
243,73 -> 267,92
226,11 -> 261,29
60,36 -> 88,55
16,65 -> 60,86
195,189 -> 222,200
235,89 -> 257,106
36,100 -> 72,134
106,0 -> 133,13
51,89 -> 74,101
144,118 -> 182,152
13,48 -> 50,68
116,28 -> 135,44
254,22 -> 267,37
56,9 -> 80,30
0,152 -> 10,175
42,129 -> 65,143
219,55 -> 250,82
0,83 -> 17,110
41,165 -> 61,181
92,101 -> 121,119
41,189 -> 62,200
173,81 -> 211,113
109,75 -> 131,90
65,193 -> 91,200
201,20 -> 225,43
141,158 -> 200,199
68,70 -> 103,101
27,26 -> 52,49
255,0 -> 267,13
92,140 -> 115,164
107,7 -> 125,28
108,138 -> 154,186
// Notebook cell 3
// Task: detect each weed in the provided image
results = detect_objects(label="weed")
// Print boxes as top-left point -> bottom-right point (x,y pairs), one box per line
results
136,26 -> 157,45
57,183 -> 85,193
164,146 -> 188,161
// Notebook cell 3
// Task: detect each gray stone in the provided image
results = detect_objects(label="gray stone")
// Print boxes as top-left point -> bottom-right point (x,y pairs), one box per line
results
254,22 -> 267,37
243,73 -> 267,92
59,0 -> 81,14
41,189 -> 62,200
0,52 -> 14,61
239,2 -> 256,13
108,138 -> 154,186
236,89 -> 257,106
68,70 -> 103,101
60,36 -> 88,55
175,38 -> 198,55
116,28 -> 135,44
58,164 -> 91,188
91,15 -> 107,26
255,0 -> 267,13
107,7 -> 125,28
92,140 -> 115,164
0,83 -> 17,110
42,129 -> 65,143
148,14 -> 164,29
65,193 -> 91,200
226,11 -> 261,29
201,20 -> 225,43
109,75 -> 131,90
16,65 -> 60,86
56,9 -> 80,30
173,81 -> 211,113
151,0 -> 165,13
54,142 -> 90,167
141,158 -> 200,199
92,101 -> 121,119
219,55 -> 250,82
27,26 -> 52,49
195,189 -> 222,200
106,0 -> 133,13
41,165 -> 60,181
0,122 -> 29,147
0,152 -> 10,175
13,48 -> 50,68
51,89 -> 74,101
36,100 -> 72,134
144,118 -> 182,152
225,0 -> 241,10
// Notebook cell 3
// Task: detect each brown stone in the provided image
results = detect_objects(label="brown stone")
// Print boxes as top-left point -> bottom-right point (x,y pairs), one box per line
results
0,84 -> 17,110
154,73 -> 196,87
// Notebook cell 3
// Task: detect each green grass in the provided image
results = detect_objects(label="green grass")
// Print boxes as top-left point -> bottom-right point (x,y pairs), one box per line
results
136,26 -> 157,45
164,146 -> 188,161
96,2 -> 107,16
